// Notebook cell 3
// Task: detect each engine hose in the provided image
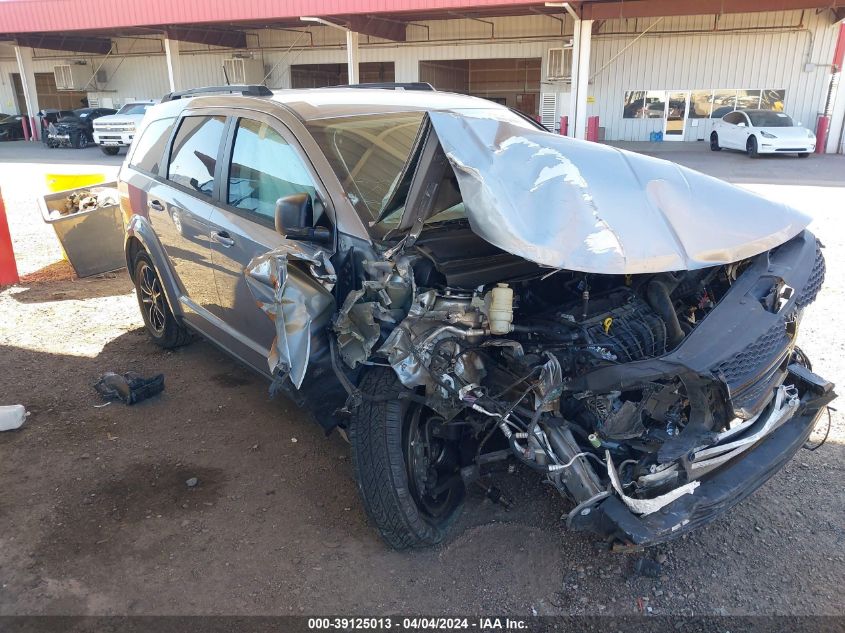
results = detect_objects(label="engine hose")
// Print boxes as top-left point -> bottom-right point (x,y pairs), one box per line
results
646,279 -> 685,348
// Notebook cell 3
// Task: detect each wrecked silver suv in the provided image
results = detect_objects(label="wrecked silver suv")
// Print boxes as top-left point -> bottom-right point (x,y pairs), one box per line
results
120,85 -> 834,550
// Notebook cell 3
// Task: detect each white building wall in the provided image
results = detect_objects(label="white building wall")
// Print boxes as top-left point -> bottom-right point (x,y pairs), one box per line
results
589,10 -> 841,141
0,11 -> 840,148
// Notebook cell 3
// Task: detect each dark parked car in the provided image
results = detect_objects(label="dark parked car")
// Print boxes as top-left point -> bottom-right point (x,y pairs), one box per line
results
46,107 -> 117,149
119,85 -> 834,550
0,114 -> 25,141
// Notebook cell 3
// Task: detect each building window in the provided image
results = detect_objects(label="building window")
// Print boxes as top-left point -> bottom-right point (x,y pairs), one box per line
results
623,91 -> 646,118
761,90 -> 786,111
622,89 -> 787,119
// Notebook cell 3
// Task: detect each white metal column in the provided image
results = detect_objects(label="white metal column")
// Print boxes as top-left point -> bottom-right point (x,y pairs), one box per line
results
13,46 -> 39,137
568,19 -> 593,139
346,30 -> 360,85
164,38 -> 183,92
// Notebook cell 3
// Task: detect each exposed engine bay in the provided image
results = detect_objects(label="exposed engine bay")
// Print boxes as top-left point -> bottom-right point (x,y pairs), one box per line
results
326,224 -> 829,538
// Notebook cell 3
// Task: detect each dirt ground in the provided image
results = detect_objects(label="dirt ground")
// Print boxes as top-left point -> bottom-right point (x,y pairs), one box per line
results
0,141 -> 843,616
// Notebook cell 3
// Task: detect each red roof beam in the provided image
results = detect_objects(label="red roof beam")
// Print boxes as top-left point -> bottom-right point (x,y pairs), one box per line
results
582,0 -> 842,20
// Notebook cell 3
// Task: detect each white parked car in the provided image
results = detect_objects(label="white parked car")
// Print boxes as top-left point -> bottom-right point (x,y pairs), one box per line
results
710,109 -> 816,158
92,101 -> 157,155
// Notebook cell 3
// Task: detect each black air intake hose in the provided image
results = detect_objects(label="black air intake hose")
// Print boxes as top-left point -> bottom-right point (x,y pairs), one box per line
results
647,277 -> 685,348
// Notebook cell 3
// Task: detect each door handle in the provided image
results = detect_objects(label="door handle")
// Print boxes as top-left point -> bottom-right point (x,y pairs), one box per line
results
149,199 -> 164,211
211,230 -> 235,247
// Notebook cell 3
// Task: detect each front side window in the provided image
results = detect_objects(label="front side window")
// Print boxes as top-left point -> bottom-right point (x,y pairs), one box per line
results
306,112 -> 425,224
130,117 -> 176,175
227,119 -> 317,222
167,115 -> 226,197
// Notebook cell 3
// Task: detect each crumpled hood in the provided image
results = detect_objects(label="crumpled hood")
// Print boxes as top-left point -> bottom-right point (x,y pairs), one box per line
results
427,112 -> 811,274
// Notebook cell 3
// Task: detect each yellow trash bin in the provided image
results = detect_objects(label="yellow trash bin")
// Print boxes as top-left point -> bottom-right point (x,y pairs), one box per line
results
45,174 -> 107,261
45,173 -> 106,193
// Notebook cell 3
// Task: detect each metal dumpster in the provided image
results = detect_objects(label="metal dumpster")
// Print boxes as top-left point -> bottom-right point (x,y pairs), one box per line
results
39,182 -> 125,278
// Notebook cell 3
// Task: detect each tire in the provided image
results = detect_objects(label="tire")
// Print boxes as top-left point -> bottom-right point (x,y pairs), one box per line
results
101,146 -> 120,156
798,152 -> 810,158
132,250 -> 191,349
709,132 -> 721,151
73,133 -> 89,149
746,136 -> 759,158
349,368 -> 465,549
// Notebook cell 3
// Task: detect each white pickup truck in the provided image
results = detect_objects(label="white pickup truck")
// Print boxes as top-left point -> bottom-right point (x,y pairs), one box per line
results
92,101 -> 157,155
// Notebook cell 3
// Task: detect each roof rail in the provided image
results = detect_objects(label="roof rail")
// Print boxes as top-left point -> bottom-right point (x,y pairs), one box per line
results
161,85 -> 273,102
329,82 -> 435,91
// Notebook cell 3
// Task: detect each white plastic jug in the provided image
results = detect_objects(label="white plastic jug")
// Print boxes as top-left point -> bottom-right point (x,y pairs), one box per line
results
0,405 -> 27,431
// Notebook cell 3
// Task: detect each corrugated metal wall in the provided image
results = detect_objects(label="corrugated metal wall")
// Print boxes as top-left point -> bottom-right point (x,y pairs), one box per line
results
0,10 -> 840,142
590,10 -> 842,141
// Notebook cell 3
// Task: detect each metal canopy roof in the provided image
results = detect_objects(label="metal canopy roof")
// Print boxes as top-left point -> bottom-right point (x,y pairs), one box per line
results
0,0 -> 842,48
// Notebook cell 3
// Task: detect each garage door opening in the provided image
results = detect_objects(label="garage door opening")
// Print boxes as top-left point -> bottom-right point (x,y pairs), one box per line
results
290,62 -> 395,88
12,72 -> 88,114
419,58 -> 540,117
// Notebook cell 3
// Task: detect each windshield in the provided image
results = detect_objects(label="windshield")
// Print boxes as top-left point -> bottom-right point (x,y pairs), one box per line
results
117,103 -> 151,115
306,112 -> 425,229
747,111 -> 794,127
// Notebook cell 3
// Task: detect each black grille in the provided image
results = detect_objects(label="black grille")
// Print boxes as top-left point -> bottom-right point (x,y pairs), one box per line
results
716,321 -> 791,387
715,240 -> 825,415
795,241 -> 825,310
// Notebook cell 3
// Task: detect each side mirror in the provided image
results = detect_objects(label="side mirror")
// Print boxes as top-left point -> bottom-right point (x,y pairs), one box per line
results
737,122 -> 746,127
274,193 -> 331,244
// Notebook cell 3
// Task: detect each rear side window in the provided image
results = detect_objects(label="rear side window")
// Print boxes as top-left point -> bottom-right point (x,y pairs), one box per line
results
227,118 -> 316,222
167,115 -> 226,198
723,112 -> 743,125
129,117 -> 175,175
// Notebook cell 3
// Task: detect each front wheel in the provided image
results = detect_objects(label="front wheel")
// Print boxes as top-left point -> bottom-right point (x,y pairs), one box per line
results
73,133 -> 89,149
746,136 -> 759,158
100,146 -> 120,156
710,132 -> 721,151
349,368 -> 465,549
132,251 -> 191,349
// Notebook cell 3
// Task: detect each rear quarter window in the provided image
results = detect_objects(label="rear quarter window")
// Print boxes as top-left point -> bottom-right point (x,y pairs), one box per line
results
129,117 -> 176,175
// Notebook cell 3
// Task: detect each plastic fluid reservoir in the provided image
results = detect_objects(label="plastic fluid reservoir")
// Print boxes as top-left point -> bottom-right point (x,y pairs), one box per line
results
0,405 -> 26,431
489,283 -> 514,335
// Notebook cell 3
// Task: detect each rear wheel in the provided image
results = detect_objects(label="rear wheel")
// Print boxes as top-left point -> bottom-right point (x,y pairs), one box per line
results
349,368 -> 465,549
100,146 -> 120,156
709,132 -> 721,151
746,136 -> 759,158
132,251 -> 191,348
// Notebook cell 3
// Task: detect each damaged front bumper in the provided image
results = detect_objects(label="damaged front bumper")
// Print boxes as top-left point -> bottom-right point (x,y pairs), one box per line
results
569,364 -> 835,546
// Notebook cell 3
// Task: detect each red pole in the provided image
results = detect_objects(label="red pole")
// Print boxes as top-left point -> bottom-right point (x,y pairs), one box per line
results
586,116 -> 600,142
815,115 -> 830,154
0,188 -> 20,287
21,115 -> 30,141
560,116 -> 568,136
30,116 -> 39,141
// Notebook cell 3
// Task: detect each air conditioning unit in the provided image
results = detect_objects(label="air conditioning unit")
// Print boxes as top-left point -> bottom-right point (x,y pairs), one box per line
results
54,64 -> 92,90
223,57 -> 263,85
547,48 -> 573,81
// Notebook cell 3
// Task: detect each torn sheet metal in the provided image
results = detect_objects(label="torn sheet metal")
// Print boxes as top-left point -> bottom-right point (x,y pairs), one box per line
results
426,111 -> 811,274
607,450 -> 700,516
245,244 -> 336,389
